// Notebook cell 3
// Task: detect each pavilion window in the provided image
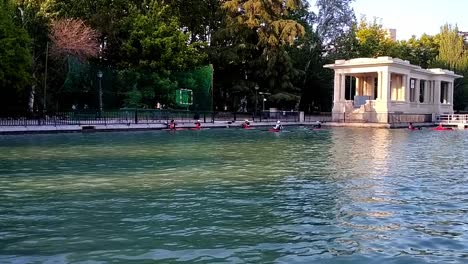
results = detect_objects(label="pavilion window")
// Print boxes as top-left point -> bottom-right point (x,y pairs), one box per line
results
440,81 -> 450,104
374,77 -> 378,100
419,80 -> 425,103
345,76 -> 356,100
409,78 -> 416,102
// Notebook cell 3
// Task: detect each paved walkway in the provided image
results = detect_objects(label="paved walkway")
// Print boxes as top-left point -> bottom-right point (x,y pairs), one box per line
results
0,121 -> 436,134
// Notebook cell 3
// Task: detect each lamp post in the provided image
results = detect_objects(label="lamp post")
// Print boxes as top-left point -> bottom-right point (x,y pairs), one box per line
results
258,92 -> 271,113
254,84 -> 259,117
97,70 -> 103,114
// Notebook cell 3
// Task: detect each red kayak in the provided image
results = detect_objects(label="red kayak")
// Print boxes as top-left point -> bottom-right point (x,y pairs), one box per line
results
432,127 -> 453,131
269,128 -> 281,132
163,128 -> 187,131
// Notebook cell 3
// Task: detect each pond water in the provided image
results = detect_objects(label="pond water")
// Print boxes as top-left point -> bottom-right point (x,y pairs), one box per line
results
0,128 -> 467,263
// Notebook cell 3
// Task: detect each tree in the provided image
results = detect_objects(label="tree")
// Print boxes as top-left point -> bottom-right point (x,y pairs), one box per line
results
0,0 -> 32,114
355,17 -> 395,58
14,0 -> 51,113
315,0 -> 356,53
219,0 -> 307,110
434,24 -> 468,71
49,18 -> 99,61
433,24 -> 468,110
223,0 -> 305,48
396,34 -> 438,68
117,1 -> 206,108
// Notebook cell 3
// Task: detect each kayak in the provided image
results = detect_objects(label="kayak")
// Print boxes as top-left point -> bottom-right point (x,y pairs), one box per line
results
269,128 -> 281,132
163,128 -> 187,131
432,127 -> 453,131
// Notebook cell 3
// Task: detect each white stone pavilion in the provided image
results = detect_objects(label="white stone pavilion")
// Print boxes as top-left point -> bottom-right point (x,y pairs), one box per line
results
324,57 -> 463,123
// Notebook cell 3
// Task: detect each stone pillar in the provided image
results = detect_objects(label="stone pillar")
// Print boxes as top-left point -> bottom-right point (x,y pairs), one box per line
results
368,77 -> 374,98
434,80 -> 441,113
403,75 -> 409,102
340,74 -> 346,101
415,79 -> 420,103
381,71 -> 391,103
333,72 -> 340,103
434,81 -> 441,105
449,82 -> 454,104
377,71 -> 383,101
355,77 -> 361,96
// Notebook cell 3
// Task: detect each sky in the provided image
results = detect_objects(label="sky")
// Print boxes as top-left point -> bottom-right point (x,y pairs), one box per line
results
310,0 -> 468,40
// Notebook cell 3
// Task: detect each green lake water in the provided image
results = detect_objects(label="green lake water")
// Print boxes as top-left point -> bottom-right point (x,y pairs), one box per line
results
0,127 -> 467,263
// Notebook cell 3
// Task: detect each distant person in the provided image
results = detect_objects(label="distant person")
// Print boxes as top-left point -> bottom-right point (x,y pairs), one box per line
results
313,121 -> 322,129
242,119 -> 250,128
168,120 -> 176,130
195,120 -> 201,129
273,120 -> 283,130
408,122 -> 414,130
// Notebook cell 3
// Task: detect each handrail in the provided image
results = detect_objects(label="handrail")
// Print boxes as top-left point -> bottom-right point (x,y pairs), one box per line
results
436,114 -> 468,124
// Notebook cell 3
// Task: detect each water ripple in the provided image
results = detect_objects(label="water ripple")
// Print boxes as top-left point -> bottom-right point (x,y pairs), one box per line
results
0,128 -> 467,263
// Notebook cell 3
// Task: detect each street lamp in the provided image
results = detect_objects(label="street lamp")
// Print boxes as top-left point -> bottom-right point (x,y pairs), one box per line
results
258,92 -> 271,112
97,70 -> 103,114
254,84 -> 259,116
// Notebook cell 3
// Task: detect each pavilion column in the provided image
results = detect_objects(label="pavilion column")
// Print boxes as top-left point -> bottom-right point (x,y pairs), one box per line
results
449,82 -> 454,104
355,77 -> 361,96
333,72 -> 340,102
434,80 -> 441,113
380,71 -> 391,103
403,75 -> 409,102
377,72 -> 383,100
340,74 -> 346,101
415,79 -> 420,103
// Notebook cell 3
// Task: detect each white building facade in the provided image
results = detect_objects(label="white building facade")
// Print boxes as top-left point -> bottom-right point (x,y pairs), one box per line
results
324,57 -> 463,123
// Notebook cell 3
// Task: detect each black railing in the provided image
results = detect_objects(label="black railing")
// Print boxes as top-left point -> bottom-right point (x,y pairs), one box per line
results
388,113 -> 433,124
0,109 -> 300,126
332,112 -> 433,123
304,113 -> 332,123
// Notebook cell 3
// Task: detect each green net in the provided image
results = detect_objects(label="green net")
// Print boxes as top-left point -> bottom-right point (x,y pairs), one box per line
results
62,59 -> 213,111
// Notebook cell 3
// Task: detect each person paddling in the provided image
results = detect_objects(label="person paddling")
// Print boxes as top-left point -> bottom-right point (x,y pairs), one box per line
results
168,120 -> 176,130
242,119 -> 250,129
194,120 -> 201,129
273,120 -> 283,130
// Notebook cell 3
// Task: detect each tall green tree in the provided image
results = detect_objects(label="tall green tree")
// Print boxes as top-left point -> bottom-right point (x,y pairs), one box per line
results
117,0 -> 206,108
433,24 -> 468,110
220,0 -> 306,110
0,0 -> 32,114
355,17 -> 395,58
396,34 -> 438,68
315,0 -> 356,53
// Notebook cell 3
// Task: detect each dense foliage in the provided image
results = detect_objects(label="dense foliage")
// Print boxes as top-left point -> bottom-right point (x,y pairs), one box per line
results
1,0 -> 468,115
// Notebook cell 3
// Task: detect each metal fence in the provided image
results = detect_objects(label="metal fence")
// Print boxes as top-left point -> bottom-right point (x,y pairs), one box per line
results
331,112 -> 433,124
304,113 -> 333,123
0,109 -> 300,126
388,113 -> 433,124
